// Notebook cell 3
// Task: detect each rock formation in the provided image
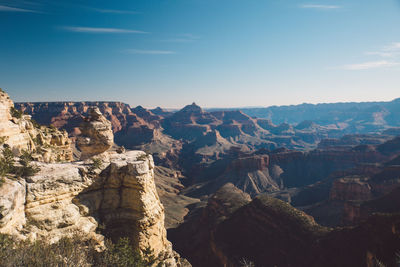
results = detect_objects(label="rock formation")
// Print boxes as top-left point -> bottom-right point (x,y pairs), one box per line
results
0,90 -> 33,153
76,107 -> 114,160
0,151 -> 188,265
0,89 -> 72,162
78,152 -> 172,257
330,177 -> 372,201
0,178 -> 26,236
1,91 -> 190,266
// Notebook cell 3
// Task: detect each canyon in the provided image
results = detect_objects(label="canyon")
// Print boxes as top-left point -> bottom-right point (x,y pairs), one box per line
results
2,93 -> 400,266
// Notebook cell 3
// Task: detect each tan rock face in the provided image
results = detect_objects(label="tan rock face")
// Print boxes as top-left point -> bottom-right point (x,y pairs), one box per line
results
22,161 -> 100,243
78,151 -> 171,256
76,107 -> 114,160
0,150 -> 186,266
0,90 -> 73,162
0,90 -> 34,154
0,178 -> 26,236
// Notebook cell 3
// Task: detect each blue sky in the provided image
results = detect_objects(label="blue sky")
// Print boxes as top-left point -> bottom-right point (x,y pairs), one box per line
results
1,0 -> 400,108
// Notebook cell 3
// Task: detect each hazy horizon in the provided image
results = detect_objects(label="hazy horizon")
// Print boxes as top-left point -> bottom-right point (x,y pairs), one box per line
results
1,0 -> 400,108
10,96 -> 400,111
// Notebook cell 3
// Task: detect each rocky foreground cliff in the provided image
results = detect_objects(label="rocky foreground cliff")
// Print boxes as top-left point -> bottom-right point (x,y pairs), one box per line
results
0,89 -> 72,162
0,90 -> 189,266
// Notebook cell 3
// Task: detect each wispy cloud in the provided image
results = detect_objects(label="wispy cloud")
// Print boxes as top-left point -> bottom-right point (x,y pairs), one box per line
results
124,49 -> 176,55
300,4 -> 341,9
366,42 -> 400,58
61,26 -> 148,34
0,4 -> 37,12
90,8 -> 139,14
342,60 -> 400,70
341,42 -> 400,70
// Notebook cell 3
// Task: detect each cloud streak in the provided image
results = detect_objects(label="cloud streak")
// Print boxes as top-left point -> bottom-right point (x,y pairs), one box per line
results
124,49 -> 176,55
0,4 -> 37,12
91,8 -> 139,14
300,4 -> 341,9
342,60 -> 399,70
342,42 -> 400,70
61,26 -> 148,34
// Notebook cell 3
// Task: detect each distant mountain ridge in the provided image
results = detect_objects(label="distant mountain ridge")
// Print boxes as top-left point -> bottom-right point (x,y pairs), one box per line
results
207,98 -> 400,129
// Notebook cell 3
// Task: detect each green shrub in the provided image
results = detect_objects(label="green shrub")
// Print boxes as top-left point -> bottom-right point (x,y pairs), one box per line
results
0,149 -> 40,178
0,146 -> 15,177
96,238 -> 150,267
13,150 -> 40,177
137,154 -> 148,161
33,135 -> 43,146
31,119 -> 41,129
10,107 -> 23,119
0,136 -> 7,145
89,158 -> 103,172
49,125 -> 57,132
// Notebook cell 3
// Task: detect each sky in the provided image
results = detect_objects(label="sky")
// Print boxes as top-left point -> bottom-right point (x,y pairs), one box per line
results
1,0 -> 400,108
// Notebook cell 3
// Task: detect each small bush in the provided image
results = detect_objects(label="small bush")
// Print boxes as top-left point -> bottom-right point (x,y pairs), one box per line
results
137,154 -> 148,161
0,149 -> 40,178
0,136 -> 7,145
10,107 -> 23,119
0,234 -> 157,267
33,135 -> 43,146
31,119 -> 41,129
14,150 -> 40,177
49,125 -> 57,132
96,238 -> 149,267
0,146 -> 15,177
89,158 -> 103,172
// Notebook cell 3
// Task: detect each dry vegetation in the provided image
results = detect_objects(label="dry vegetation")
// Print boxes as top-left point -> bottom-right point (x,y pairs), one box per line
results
0,234 -> 158,267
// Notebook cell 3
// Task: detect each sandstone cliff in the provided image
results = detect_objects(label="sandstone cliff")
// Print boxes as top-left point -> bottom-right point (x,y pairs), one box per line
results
0,89 -> 72,162
0,151 -> 188,266
1,91 -> 189,266
76,107 -> 114,160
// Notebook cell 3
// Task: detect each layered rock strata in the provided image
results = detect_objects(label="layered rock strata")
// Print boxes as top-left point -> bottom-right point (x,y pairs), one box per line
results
76,107 -> 114,160
0,151 -> 187,266
0,89 -> 72,162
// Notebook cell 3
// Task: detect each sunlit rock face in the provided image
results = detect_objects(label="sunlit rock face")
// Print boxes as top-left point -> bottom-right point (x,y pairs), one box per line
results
76,107 -> 114,160
0,90 -> 35,154
78,152 -> 171,256
0,89 -> 73,162
1,91 -> 189,266
0,178 -> 26,236
0,151 -> 188,266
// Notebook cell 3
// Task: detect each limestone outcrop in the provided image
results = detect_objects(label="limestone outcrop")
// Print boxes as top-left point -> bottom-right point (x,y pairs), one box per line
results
0,89 -> 73,162
1,90 -> 189,266
76,107 -> 114,160
0,178 -> 26,236
78,152 -> 175,259
0,90 -> 35,154
0,151 -> 188,266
